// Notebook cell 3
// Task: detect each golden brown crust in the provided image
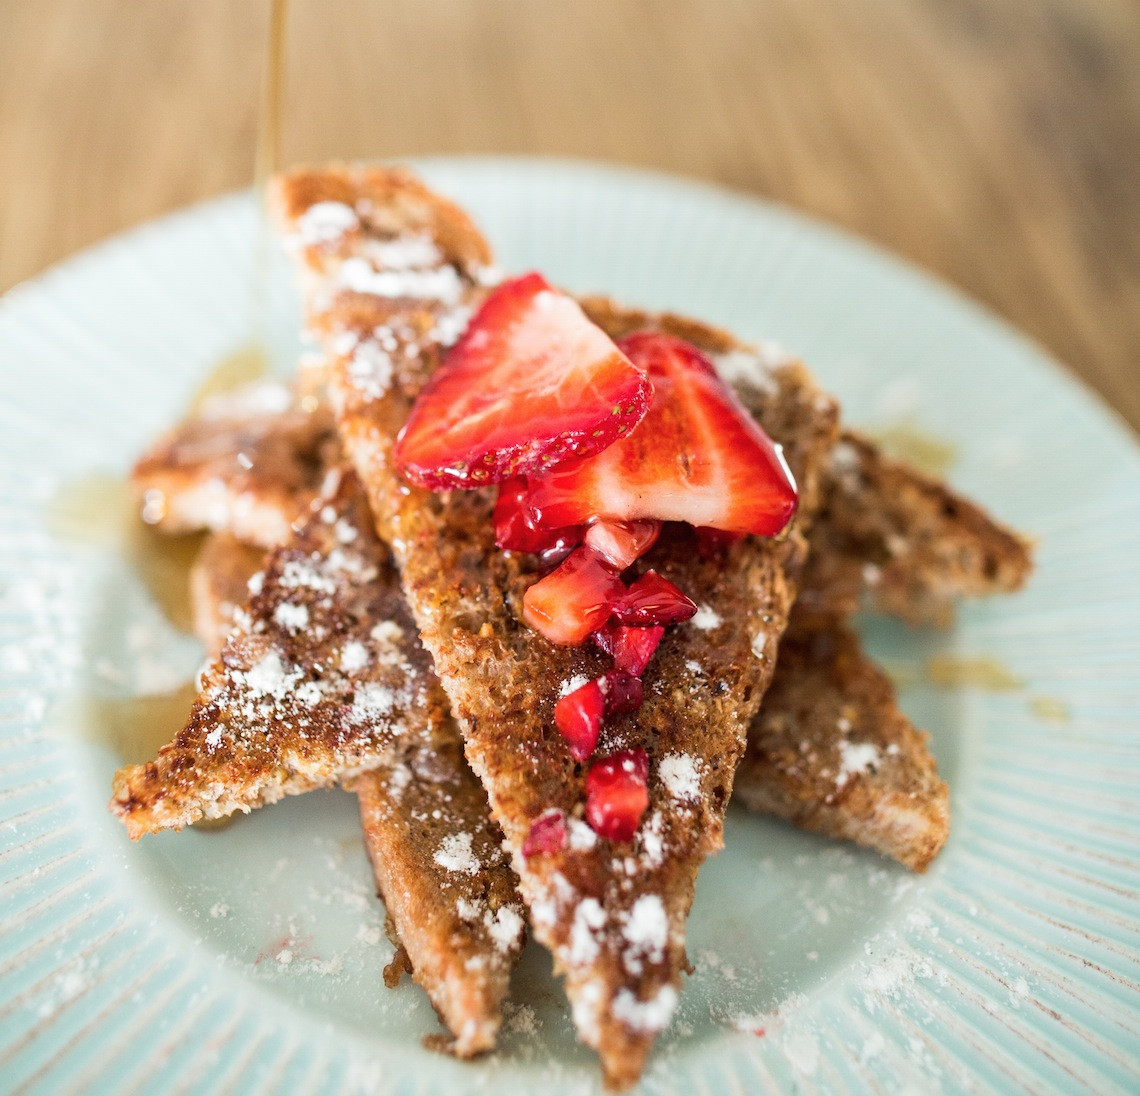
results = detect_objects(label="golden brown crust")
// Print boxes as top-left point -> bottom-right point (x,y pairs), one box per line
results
131,383 -> 336,548
799,432 -> 1034,627
176,477 -> 524,1055
273,165 -> 837,1088
110,469 -> 451,836
736,613 -> 949,872
351,766 -> 524,1057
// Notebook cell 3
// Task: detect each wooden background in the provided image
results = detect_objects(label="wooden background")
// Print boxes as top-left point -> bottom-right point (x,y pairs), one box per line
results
2,0 -> 1138,430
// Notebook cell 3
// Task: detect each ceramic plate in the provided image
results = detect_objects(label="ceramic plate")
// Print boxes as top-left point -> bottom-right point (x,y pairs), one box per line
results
1,158 -> 1137,1095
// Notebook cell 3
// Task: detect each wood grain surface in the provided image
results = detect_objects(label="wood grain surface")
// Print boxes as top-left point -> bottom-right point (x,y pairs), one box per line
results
2,0 -> 1137,430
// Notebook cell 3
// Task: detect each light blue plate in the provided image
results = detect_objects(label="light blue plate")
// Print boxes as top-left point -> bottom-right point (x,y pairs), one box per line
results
1,158 -> 1137,1094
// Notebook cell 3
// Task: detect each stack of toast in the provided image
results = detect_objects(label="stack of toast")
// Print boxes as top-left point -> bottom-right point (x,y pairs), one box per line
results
110,165 -> 1031,1088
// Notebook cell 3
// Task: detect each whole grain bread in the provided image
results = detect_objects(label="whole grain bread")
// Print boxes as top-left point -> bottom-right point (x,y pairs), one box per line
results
272,164 -> 839,1088
797,432 -> 1033,627
734,612 -> 949,871
116,470 -> 525,1052
131,381 -> 337,548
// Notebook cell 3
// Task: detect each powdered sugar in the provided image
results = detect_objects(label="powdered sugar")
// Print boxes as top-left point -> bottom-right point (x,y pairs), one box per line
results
837,741 -> 880,786
658,753 -> 701,802
434,832 -> 480,875
292,200 -> 359,247
611,985 -> 678,1033
689,604 -> 722,630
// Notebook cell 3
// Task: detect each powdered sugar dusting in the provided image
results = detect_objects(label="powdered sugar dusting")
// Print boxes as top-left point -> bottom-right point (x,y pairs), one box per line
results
689,604 -> 722,630
658,753 -> 701,802
837,740 -> 880,786
434,832 -> 480,875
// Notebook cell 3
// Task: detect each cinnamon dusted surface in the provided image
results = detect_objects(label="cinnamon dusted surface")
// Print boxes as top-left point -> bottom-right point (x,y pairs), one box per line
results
798,432 -> 1034,628
736,614 -> 949,872
111,469 -> 450,838
131,382 -> 337,549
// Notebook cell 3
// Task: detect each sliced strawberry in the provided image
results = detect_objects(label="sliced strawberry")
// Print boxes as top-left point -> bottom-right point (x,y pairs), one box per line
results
585,749 -> 650,842
394,273 -> 652,489
522,546 -> 624,645
494,477 -> 583,554
611,570 -> 697,626
593,621 -> 666,677
522,809 -> 567,858
554,678 -> 606,761
525,331 -> 798,535
583,519 -> 661,570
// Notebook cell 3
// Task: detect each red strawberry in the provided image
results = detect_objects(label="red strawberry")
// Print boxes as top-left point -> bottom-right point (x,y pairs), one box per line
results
525,331 -> 798,535
522,809 -> 567,858
494,477 -> 583,554
593,621 -> 666,676
611,570 -> 697,626
554,670 -> 645,761
554,678 -> 605,761
585,749 -> 650,842
598,669 -> 644,716
523,546 -> 624,645
583,519 -> 661,570
394,274 -> 652,489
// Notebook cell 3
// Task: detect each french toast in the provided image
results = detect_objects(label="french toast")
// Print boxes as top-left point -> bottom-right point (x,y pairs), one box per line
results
735,612 -> 950,871
115,469 -> 525,1052
797,432 -> 1034,627
148,382 -> 967,876
131,380 -> 337,548
182,523 -> 525,1055
188,533 -> 267,653
273,164 -> 839,1087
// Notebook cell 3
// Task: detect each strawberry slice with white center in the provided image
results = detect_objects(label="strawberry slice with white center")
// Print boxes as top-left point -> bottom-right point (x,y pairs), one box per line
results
524,331 -> 798,535
585,748 -> 650,842
394,274 -> 652,489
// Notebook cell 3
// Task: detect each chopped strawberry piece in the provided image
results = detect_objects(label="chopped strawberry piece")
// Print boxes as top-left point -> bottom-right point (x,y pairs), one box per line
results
611,570 -> 697,626
598,669 -> 643,715
494,477 -> 583,554
394,273 -> 652,489
554,671 -> 645,761
525,331 -> 798,535
523,546 -> 624,645
585,749 -> 650,842
554,678 -> 606,761
523,809 -> 567,858
593,621 -> 666,676
584,519 -> 661,570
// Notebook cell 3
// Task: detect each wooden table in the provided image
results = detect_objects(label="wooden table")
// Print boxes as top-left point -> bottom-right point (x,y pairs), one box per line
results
3,0 -> 1138,431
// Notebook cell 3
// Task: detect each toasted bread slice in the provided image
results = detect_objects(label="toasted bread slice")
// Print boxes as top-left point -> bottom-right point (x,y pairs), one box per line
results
797,432 -> 1033,627
272,165 -> 838,1088
735,612 -> 949,871
189,534 -> 267,654
111,467 -> 453,834
131,381 -> 337,548
119,470 -> 525,1053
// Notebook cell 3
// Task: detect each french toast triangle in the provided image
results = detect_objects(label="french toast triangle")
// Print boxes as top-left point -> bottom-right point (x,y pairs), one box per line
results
131,380 -> 338,548
184,530 -> 526,1056
272,165 -> 839,1086
112,470 -> 525,1053
736,610 -> 950,871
